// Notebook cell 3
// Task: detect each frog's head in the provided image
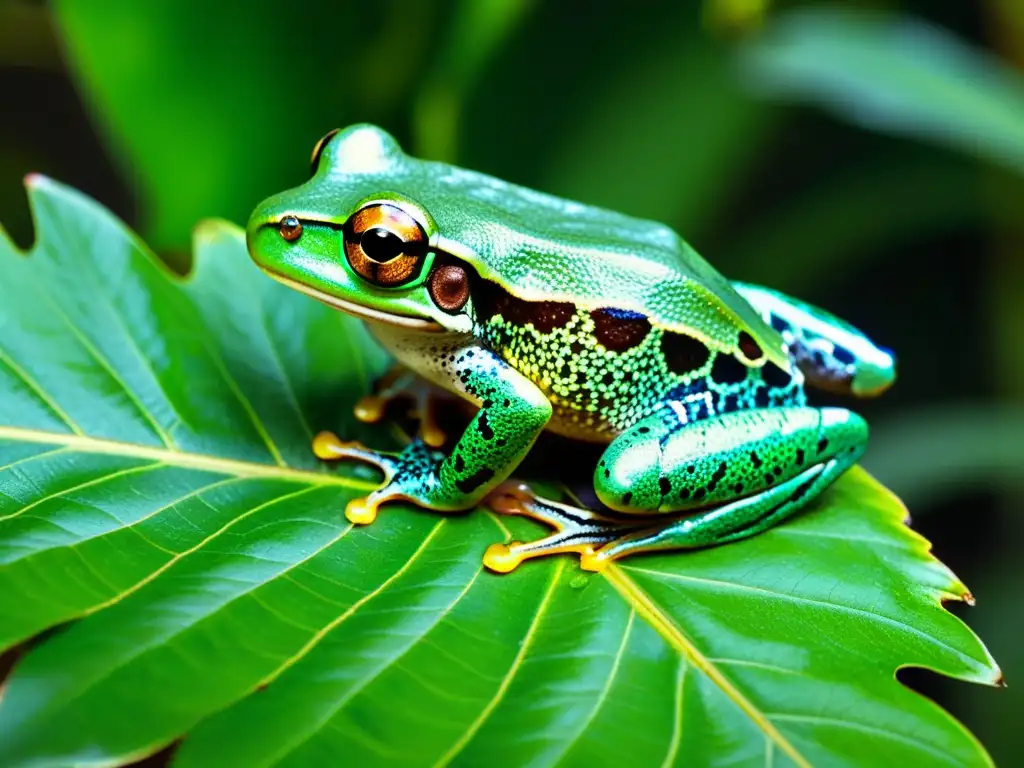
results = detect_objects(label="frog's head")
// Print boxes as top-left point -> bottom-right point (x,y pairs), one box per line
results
246,125 -> 476,335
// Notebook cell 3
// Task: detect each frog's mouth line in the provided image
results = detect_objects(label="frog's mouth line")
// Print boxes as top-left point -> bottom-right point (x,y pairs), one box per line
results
260,270 -> 444,332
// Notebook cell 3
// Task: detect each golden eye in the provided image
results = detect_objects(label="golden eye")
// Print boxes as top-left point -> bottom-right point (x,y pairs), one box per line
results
310,128 -> 340,175
342,203 -> 428,287
279,216 -> 303,242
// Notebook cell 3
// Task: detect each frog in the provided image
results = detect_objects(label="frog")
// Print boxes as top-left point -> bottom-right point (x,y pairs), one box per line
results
246,124 -> 896,574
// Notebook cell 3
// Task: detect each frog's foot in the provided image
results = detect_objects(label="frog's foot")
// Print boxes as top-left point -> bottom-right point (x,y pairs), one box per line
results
353,367 -> 453,447
312,431 -> 442,525
482,482 -> 649,573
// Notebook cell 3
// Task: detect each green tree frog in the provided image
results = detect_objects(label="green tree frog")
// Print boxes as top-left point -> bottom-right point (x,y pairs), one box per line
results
247,125 -> 895,573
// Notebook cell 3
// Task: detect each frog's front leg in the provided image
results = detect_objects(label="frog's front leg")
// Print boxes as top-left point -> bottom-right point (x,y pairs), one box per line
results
315,346 -> 552,524
485,406 -> 866,573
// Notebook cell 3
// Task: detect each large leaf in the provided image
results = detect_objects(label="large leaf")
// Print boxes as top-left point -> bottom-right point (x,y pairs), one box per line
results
50,0 -> 438,254
0,180 -> 1002,766
739,7 -> 1024,175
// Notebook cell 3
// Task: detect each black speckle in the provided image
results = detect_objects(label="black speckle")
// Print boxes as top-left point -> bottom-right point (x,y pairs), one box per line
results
750,451 -> 762,468
770,314 -> 792,333
817,437 -> 830,454
764,473 -> 776,485
833,345 -> 856,365
622,491 -> 633,506
477,412 -> 495,440
795,448 -> 805,465
693,488 -> 707,500
661,331 -> 710,374
496,438 -> 507,447
773,465 -> 783,476
455,467 -> 494,493
678,487 -> 690,500
454,454 -> 465,472
733,483 -> 744,494
659,477 -> 672,495
638,426 -> 650,434
711,352 -> 748,385
754,386 -> 771,408
687,465 -> 696,474
763,363 -> 792,389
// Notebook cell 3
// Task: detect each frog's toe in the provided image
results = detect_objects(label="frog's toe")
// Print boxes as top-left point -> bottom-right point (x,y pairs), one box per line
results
482,542 -> 526,573
345,494 -> 385,525
312,431 -> 400,477
353,369 -> 455,448
485,481 -> 535,515
353,394 -> 387,424
578,548 -> 611,573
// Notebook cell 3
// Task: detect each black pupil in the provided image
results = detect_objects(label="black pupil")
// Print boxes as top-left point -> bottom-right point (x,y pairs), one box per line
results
361,228 -> 405,261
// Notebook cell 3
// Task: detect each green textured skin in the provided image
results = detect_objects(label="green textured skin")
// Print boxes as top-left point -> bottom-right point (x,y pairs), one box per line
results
246,124 -> 895,568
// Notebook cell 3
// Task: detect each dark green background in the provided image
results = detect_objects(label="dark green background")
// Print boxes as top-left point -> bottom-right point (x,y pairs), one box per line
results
1,0 -> 1020,764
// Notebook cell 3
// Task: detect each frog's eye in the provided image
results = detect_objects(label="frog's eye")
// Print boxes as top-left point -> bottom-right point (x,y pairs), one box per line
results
310,128 -> 340,175
342,203 -> 428,287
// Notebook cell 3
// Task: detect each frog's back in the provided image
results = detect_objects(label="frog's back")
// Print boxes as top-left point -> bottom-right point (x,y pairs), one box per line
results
424,161 -> 791,370
308,126 -> 804,439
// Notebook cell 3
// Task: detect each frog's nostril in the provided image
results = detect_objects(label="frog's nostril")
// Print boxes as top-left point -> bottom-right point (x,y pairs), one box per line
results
279,216 -> 303,242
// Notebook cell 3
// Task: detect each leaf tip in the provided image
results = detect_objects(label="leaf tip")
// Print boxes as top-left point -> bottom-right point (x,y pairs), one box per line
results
962,591 -> 976,607
994,671 -> 1007,688
23,173 -> 47,189
193,218 -> 243,245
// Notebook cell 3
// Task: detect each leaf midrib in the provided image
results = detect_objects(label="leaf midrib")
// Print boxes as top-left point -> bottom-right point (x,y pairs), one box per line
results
603,565 -> 813,768
0,426 -> 375,491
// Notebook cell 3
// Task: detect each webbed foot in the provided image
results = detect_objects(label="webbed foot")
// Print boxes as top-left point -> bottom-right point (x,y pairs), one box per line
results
483,482 -> 650,573
354,366 -> 455,447
313,430 -> 444,525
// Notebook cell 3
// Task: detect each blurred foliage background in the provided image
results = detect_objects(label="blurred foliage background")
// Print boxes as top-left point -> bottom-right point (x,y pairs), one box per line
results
1,0 -> 1021,762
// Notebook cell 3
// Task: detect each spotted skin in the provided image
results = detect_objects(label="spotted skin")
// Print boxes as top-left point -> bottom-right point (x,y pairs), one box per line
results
338,279 -> 875,572
314,344 -> 552,524
474,283 -> 805,442
248,126 -> 895,573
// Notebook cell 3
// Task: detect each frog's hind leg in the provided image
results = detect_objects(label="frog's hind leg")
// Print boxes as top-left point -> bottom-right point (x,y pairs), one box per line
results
580,405 -> 867,571
733,281 -> 896,397
482,483 -> 648,573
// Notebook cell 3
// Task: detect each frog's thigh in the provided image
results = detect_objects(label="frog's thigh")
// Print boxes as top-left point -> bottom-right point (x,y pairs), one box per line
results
585,406 -> 866,569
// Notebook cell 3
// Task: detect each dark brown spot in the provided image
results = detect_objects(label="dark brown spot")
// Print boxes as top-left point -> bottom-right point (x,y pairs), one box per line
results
428,264 -> 470,313
473,279 -> 574,333
591,308 -> 651,352
660,331 -> 710,374
738,331 -> 764,362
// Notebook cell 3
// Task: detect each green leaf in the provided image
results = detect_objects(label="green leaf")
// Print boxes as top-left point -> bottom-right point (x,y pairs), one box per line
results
541,24 -> 778,235
0,180 -> 1002,766
739,7 -> 1024,175
50,0 -> 437,254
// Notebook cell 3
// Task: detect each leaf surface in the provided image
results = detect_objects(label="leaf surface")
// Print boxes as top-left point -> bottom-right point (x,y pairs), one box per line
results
0,180 -> 1001,767
740,7 -> 1024,175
